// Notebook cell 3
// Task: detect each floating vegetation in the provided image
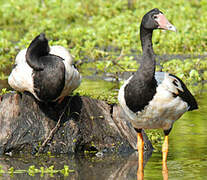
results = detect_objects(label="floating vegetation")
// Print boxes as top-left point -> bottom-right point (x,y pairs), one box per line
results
0,88 -> 10,95
74,78 -> 119,104
0,0 -> 207,84
0,165 -> 74,177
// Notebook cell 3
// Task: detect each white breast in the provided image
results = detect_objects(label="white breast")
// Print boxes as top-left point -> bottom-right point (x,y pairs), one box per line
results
118,73 -> 189,131
8,49 -> 35,96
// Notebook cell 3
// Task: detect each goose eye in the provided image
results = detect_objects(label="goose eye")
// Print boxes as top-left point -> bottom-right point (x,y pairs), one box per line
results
153,15 -> 158,19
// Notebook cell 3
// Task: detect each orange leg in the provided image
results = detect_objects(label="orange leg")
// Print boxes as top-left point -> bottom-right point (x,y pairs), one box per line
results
137,132 -> 144,180
162,165 -> 168,180
162,135 -> 169,172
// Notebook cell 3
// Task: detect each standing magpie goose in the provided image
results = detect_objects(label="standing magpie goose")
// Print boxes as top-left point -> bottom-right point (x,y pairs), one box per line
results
8,33 -> 81,102
118,8 -> 198,172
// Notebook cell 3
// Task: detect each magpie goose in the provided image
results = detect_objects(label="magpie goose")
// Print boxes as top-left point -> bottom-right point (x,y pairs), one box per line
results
8,33 -> 81,102
118,8 -> 198,171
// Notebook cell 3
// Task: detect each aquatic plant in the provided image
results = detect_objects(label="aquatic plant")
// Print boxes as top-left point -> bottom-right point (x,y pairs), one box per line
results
0,0 -> 207,84
0,165 -> 74,177
0,0 -> 206,154
0,88 -> 10,95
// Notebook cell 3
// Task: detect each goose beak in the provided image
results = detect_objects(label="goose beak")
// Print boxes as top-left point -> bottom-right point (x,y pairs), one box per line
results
156,13 -> 177,32
166,23 -> 177,32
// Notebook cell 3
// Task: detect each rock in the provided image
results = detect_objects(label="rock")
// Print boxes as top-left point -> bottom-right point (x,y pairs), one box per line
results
0,92 -> 153,155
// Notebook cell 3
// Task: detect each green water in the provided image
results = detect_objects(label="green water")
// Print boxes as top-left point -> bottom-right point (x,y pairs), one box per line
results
0,80 -> 207,179
145,87 -> 207,179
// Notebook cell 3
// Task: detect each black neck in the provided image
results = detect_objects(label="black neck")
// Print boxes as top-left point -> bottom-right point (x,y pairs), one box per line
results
123,24 -> 157,113
140,25 -> 153,51
135,25 -> 156,80
26,39 -> 49,70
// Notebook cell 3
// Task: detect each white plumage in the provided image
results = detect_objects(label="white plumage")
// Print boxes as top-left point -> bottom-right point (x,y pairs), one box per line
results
8,49 -> 35,95
8,44 -> 80,102
118,72 -> 189,130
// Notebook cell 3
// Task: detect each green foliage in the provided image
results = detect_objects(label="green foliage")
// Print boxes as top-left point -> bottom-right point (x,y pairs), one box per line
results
161,58 -> 207,94
0,88 -> 10,95
0,0 -> 206,99
0,0 -> 207,77
0,165 -> 74,177
0,1 -> 206,177
74,78 -> 118,104
145,129 -> 164,152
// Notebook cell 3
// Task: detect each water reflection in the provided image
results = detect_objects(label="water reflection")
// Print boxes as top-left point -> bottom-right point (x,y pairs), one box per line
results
0,150 -> 153,180
162,161 -> 168,180
0,86 -> 206,179
1,60 -> 207,179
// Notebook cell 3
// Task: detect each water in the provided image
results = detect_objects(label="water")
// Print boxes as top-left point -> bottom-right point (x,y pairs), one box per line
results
145,89 -> 207,179
1,60 -> 207,179
0,81 -> 207,179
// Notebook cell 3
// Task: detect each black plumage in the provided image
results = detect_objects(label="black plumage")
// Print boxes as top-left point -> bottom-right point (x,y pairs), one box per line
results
123,8 -> 198,115
26,34 -> 66,102
168,74 -> 198,111
8,33 -> 81,102
118,8 -> 198,171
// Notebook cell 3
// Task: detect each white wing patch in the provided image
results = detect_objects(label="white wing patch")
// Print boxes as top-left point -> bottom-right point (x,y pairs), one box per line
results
8,46 -> 81,101
118,73 -> 188,131
49,45 -> 73,65
8,49 -> 35,95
